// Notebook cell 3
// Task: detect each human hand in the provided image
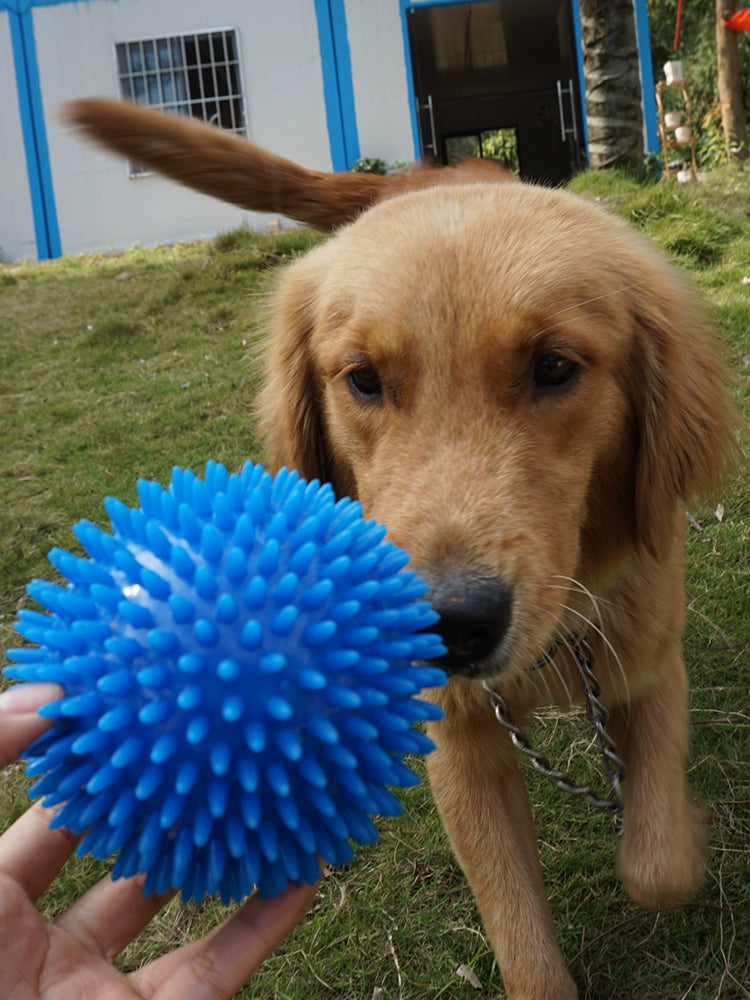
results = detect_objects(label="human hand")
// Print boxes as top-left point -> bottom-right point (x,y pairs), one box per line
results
0,683 -> 63,764
0,683 -> 318,999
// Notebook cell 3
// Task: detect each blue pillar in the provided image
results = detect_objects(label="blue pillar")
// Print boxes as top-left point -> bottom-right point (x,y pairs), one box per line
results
633,0 -> 659,152
4,0 -> 62,259
314,0 -> 360,171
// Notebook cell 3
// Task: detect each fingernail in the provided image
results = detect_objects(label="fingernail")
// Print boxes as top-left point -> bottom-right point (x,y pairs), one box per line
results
0,684 -> 63,714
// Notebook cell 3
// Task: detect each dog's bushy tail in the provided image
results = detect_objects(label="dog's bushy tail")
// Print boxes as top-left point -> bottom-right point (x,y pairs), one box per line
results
65,99 -> 512,233
64,98 -> 390,231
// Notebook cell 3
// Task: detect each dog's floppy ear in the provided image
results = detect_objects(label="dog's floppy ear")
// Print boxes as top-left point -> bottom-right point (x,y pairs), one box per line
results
256,255 -> 330,482
627,265 -> 741,558
257,249 -> 359,498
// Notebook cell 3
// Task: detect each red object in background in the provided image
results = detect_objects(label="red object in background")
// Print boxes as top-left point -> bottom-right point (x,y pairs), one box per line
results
673,0 -> 683,50
723,7 -> 750,30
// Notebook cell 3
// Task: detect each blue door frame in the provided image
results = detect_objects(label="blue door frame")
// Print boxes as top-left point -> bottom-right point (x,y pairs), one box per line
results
399,0 -> 658,164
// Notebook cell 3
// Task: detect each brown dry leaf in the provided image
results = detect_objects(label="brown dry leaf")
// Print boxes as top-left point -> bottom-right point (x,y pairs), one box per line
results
715,503 -> 725,523
456,964 -> 483,989
687,512 -> 703,533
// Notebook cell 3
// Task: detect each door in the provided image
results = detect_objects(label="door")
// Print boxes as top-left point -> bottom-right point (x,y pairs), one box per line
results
407,0 -> 583,185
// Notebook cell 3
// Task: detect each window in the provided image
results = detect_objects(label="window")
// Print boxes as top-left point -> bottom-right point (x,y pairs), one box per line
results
445,129 -> 520,176
116,29 -> 246,174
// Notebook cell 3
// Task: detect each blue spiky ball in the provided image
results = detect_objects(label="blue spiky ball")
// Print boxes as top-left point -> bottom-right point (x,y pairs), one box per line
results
6,461 -> 446,903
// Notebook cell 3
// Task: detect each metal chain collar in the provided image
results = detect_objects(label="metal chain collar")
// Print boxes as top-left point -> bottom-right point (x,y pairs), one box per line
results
483,636 -> 626,814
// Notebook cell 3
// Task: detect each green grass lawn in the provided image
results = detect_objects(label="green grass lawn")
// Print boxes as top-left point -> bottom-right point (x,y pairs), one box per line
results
1,168 -> 749,999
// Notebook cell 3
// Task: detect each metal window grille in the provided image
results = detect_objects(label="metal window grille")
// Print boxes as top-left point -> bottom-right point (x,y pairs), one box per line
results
115,28 -> 246,175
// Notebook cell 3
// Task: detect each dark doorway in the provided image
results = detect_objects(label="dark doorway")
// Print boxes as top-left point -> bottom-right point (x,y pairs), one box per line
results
407,0 -> 584,185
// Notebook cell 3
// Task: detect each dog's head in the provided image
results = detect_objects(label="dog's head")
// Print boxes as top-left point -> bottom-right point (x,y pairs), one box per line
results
258,183 -> 738,679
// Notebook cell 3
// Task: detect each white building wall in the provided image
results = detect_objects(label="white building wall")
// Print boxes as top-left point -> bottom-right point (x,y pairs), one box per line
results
0,13 -> 38,263
345,0 -> 415,165
33,0 -> 332,257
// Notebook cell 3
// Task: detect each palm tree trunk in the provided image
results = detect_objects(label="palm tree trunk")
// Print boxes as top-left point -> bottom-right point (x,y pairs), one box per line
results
579,0 -> 645,171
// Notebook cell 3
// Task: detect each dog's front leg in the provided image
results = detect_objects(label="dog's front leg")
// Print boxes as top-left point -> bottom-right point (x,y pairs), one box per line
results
610,646 -> 706,908
426,688 -> 577,1000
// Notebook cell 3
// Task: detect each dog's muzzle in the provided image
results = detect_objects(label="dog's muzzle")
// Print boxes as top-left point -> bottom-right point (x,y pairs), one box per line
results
423,570 -> 513,678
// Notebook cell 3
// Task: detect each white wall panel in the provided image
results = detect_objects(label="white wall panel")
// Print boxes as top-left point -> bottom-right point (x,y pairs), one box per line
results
34,0 -> 331,256
344,0 -> 415,164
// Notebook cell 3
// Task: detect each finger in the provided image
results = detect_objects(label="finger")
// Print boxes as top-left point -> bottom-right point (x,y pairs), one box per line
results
0,684 -> 63,765
133,879 -> 319,1000
0,800 -> 79,900
55,870 -> 176,959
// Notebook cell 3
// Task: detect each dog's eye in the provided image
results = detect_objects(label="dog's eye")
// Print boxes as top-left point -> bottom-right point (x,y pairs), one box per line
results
347,365 -> 383,401
533,352 -> 579,390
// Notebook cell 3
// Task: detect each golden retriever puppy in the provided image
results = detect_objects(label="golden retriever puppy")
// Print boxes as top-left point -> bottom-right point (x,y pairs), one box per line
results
67,100 -> 739,1000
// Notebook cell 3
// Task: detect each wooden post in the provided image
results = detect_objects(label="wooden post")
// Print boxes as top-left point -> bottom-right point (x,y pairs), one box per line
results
716,0 -> 749,160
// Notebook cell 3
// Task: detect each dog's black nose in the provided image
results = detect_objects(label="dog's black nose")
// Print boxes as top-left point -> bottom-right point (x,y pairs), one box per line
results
424,572 -> 513,677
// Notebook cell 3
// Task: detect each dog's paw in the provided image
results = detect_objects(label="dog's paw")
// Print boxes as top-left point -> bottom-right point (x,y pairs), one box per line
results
504,971 -> 578,1000
617,801 -> 707,908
